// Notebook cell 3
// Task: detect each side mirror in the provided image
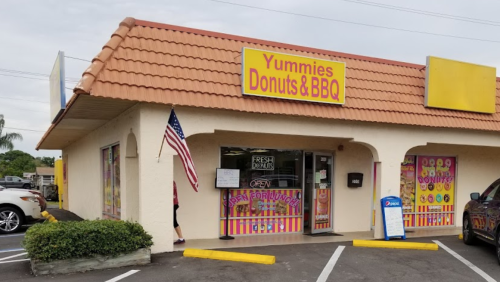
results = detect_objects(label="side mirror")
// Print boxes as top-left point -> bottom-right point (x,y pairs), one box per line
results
18,179 -> 22,182
470,193 -> 480,201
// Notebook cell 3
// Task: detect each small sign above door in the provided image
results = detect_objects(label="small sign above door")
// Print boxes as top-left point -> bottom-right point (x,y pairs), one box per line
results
251,155 -> 275,170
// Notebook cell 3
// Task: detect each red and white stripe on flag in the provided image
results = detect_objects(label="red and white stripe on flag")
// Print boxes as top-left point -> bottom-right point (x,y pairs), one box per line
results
165,109 -> 199,192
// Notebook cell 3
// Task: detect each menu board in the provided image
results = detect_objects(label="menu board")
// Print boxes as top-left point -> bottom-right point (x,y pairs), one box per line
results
216,169 -> 240,188
381,196 -> 406,240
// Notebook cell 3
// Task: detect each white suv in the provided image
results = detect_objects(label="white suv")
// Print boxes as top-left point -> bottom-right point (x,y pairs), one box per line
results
0,185 -> 43,234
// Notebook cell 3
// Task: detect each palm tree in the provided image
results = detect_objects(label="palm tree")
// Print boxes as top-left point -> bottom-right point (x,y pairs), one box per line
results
0,115 -> 23,151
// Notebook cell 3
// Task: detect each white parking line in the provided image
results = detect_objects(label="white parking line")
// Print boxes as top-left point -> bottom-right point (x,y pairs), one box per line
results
0,233 -> 25,238
0,252 -> 27,262
0,248 -> 25,254
433,240 -> 496,282
105,270 -> 140,282
316,245 -> 345,282
0,259 -> 29,264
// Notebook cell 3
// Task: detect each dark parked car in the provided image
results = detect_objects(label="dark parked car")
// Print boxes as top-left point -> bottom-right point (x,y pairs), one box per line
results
463,178 -> 500,263
0,176 -> 33,189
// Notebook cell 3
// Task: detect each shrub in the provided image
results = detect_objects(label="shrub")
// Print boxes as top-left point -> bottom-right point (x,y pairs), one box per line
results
23,220 -> 153,262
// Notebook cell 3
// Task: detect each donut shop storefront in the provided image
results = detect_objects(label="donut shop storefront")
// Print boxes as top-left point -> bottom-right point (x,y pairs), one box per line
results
218,148 -> 336,236
37,18 -> 500,253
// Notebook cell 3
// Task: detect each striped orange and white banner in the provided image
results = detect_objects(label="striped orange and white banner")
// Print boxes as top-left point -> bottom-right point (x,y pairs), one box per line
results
220,217 -> 302,236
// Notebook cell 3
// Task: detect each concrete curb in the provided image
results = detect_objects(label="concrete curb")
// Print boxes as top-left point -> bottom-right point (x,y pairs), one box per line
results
353,240 -> 439,251
183,248 -> 275,265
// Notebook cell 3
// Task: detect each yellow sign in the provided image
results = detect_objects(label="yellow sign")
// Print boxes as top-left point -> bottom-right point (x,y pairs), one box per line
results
242,48 -> 346,105
425,56 -> 496,114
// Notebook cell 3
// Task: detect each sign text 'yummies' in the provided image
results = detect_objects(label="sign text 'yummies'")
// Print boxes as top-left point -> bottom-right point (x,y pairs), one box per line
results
242,48 -> 346,105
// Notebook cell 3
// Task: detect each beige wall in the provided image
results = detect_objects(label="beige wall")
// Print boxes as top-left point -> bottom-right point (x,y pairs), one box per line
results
174,132 -> 374,240
62,105 -> 142,231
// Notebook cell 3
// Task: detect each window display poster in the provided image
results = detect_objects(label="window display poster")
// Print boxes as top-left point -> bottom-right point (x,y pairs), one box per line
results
315,189 -> 331,229
415,156 -> 455,227
220,189 -> 302,218
400,156 -> 416,214
220,217 -> 302,236
103,148 -> 112,214
112,145 -> 121,217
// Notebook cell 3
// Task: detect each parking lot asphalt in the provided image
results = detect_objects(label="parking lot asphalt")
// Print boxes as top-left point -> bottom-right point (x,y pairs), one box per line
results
1,233 -> 500,282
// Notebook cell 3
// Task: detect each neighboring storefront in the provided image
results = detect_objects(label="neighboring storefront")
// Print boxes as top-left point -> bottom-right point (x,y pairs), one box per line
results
401,155 -> 456,228
36,17 -> 500,253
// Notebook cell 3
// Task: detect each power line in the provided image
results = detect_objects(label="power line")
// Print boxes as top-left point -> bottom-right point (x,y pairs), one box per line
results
0,73 -> 80,83
0,73 -> 47,81
3,127 -> 46,133
0,68 -> 80,81
210,0 -> 500,44
65,56 -> 91,62
0,96 -> 49,104
0,68 -> 50,78
340,0 -> 500,27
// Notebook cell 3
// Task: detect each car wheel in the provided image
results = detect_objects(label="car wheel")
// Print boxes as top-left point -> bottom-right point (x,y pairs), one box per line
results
0,207 -> 24,234
22,184 -> 30,189
463,214 -> 475,245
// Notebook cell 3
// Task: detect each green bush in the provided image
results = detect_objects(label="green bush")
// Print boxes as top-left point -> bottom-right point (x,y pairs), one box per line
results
23,220 -> 153,262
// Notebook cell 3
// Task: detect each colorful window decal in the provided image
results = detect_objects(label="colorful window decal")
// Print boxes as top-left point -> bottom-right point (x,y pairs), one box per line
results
315,189 -> 331,230
219,188 -> 302,236
400,155 -> 456,228
102,144 -> 120,219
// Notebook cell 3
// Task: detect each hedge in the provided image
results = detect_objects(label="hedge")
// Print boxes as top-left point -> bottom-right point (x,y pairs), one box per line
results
23,220 -> 153,262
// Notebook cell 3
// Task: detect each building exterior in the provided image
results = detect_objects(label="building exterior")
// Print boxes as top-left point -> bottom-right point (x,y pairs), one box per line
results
33,167 -> 56,200
38,17 -> 500,253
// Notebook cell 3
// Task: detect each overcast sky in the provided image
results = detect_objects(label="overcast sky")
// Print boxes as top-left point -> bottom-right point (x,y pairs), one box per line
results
0,0 -> 499,158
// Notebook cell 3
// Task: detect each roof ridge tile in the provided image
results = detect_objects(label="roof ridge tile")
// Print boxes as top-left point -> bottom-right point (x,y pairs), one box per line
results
74,17 -> 135,94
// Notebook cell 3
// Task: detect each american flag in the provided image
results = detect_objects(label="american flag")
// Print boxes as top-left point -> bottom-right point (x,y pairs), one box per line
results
165,109 -> 199,192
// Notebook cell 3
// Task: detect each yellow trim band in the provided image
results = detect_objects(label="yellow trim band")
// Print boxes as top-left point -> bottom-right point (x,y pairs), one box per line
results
353,240 -> 438,251
183,248 -> 275,265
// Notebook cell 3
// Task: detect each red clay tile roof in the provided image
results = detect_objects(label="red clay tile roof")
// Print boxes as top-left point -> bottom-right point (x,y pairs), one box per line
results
73,17 -> 500,131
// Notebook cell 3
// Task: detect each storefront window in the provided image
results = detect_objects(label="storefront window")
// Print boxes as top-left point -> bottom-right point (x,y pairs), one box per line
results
401,155 -> 456,228
219,147 -> 303,236
102,144 -> 121,219
220,147 -> 302,189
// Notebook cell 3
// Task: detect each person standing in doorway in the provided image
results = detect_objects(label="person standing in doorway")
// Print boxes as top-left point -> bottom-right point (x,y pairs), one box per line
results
173,181 -> 185,244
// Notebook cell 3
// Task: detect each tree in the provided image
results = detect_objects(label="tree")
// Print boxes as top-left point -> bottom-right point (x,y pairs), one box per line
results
0,115 -> 22,151
41,157 -> 55,167
0,150 -> 35,177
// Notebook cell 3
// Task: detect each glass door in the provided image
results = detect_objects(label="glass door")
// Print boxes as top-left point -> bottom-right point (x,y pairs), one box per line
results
312,153 -> 333,234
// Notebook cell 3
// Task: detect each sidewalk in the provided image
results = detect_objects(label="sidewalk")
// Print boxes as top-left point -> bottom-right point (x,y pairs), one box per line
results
46,208 -> 83,221
173,227 -> 462,252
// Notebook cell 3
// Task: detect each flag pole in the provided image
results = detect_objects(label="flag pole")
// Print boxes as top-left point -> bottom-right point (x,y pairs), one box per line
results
157,105 -> 175,163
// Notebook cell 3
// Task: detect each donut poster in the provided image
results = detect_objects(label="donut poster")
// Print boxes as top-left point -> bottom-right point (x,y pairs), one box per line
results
315,189 -> 331,228
415,156 -> 456,227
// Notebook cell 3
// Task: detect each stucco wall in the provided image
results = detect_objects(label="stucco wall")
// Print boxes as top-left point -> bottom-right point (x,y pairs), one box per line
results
62,102 -> 500,249
62,105 -> 141,221
408,144 -> 500,227
174,132 -> 374,240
